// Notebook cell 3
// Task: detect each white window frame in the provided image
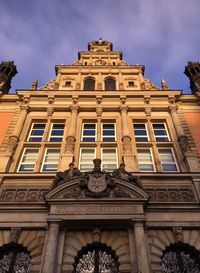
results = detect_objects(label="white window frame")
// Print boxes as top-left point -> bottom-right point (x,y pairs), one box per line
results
17,148 -> 39,172
81,123 -> 97,142
152,123 -> 170,142
48,123 -> 65,142
79,147 -> 96,172
27,123 -> 46,142
101,147 -> 118,172
41,148 -> 61,172
133,123 -> 149,142
101,123 -> 116,142
158,148 -> 179,172
137,148 -> 155,172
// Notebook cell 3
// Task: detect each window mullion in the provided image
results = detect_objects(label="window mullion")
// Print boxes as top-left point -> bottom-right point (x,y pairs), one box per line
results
147,120 -> 154,141
43,119 -> 51,141
152,145 -> 162,172
35,144 -> 45,171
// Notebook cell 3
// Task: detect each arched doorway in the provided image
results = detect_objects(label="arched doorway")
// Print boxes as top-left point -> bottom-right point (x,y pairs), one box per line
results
0,243 -> 30,273
73,242 -> 119,273
161,243 -> 200,273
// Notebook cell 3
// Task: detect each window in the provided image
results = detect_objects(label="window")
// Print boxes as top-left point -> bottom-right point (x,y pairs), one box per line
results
65,81 -> 71,87
105,77 -> 116,91
74,243 -> 119,273
79,148 -> 96,172
128,81 -> 135,87
134,121 -> 178,172
0,244 -> 30,273
84,77 -> 95,91
41,148 -> 60,172
152,123 -> 170,142
133,123 -> 149,142
18,148 -> 39,172
27,123 -> 45,142
158,148 -> 178,172
137,148 -> 155,172
102,123 -> 116,142
81,123 -> 96,142
49,124 -> 65,142
102,148 -> 118,171
162,243 -> 200,273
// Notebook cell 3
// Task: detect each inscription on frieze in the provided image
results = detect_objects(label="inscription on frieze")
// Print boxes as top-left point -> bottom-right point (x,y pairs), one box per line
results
52,204 -> 141,215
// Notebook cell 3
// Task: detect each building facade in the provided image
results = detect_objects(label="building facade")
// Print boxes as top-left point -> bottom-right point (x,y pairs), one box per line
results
0,39 -> 200,273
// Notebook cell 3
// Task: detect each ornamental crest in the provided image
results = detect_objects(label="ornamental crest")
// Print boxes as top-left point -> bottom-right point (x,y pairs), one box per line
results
88,173 -> 107,193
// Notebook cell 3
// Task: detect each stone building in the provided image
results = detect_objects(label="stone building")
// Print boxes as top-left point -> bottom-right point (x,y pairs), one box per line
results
0,39 -> 200,273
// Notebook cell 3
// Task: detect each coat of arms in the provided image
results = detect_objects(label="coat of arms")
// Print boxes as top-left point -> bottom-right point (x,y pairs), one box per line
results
88,173 -> 107,193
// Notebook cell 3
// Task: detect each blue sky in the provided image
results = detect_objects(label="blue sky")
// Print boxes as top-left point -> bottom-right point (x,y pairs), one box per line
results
0,0 -> 200,93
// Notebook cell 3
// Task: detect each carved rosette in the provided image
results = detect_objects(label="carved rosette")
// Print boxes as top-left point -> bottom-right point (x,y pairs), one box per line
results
6,135 -> 19,154
178,135 -> 190,153
65,136 -> 76,153
122,136 -> 132,154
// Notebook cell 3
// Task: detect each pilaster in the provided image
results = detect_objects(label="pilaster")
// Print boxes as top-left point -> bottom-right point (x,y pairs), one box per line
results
41,221 -> 60,273
120,102 -> 137,171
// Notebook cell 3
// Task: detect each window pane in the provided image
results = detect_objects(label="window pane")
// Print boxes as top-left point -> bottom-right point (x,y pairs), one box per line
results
102,124 -> 116,142
42,149 -> 60,172
162,164 -> 178,172
133,123 -> 148,142
102,148 -> 117,171
33,124 -> 45,129
158,149 -> 178,172
103,124 -> 114,129
82,123 -> 96,142
49,124 -> 64,142
84,124 -> 96,129
28,123 -> 45,142
79,149 -> 95,171
137,149 -> 154,172
152,123 -> 169,142
18,149 -> 39,172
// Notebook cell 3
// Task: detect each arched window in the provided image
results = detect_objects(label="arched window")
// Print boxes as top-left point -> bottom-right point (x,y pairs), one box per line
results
84,77 -> 95,91
73,242 -> 119,273
0,243 -> 31,273
105,77 -> 116,91
162,243 -> 200,273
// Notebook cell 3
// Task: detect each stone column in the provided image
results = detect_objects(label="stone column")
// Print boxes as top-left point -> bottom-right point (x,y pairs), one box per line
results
169,106 -> 200,172
42,221 -> 60,273
134,221 -> 151,273
120,105 -> 137,171
59,104 -> 79,170
0,103 -> 29,172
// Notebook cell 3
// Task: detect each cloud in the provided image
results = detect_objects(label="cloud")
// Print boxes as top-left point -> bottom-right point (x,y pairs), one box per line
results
0,0 -> 199,92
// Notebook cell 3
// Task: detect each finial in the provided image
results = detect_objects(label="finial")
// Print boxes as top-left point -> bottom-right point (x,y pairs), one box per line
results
161,79 -> 169,90
30,79 -> 38,90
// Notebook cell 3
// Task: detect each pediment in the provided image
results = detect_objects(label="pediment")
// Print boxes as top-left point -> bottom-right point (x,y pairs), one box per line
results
45,177 -> 149,202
